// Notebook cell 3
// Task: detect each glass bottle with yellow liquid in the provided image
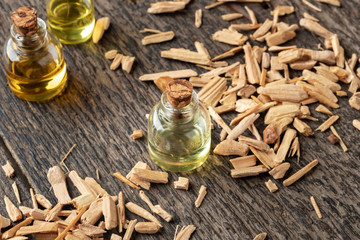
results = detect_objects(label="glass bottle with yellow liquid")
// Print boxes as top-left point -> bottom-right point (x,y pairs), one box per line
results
46,0 -> 95,44
3,7 -> 67,101
148,80 -> 211,172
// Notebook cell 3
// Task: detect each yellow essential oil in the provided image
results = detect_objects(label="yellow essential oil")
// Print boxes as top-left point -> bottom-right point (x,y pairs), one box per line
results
47,0 -> 95,44
4,7 -> 67,101
148,81 -> 211,172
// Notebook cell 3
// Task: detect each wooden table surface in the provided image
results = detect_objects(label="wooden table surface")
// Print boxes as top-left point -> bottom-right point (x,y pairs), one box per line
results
0,0 -> 360,239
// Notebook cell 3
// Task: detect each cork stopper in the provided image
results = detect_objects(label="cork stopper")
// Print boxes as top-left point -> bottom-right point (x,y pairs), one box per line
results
11,7 -> 38,37
166,80 -> 193,108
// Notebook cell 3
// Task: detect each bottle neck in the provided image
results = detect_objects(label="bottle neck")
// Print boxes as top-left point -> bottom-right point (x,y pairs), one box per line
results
11,18 -> 47,52
160,90 -> 199,123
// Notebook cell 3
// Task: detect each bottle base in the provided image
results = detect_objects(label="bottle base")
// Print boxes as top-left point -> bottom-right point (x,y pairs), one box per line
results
148,143 -> 210,172
8,62 -> 68,102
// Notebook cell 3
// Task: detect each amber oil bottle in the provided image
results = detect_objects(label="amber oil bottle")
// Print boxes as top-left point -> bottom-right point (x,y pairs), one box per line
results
148,80 -> 211,172
3,7 -> 68,102
46,0 -> 95,44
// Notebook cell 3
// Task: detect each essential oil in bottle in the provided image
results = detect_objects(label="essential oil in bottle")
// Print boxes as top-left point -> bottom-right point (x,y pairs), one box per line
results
148,80 -> 211,172
3,7 -> 68,102
47,0 -> 95,44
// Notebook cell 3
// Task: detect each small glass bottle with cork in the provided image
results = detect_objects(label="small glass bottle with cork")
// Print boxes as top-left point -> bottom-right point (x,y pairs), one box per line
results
3,7 -> 68,101
148,80 -> 211,172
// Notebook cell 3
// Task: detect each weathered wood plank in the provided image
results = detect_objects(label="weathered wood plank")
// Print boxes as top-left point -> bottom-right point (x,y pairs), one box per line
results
0,0 -> 359,239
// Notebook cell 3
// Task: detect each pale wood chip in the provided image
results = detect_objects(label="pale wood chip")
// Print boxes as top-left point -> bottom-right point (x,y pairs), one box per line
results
336,90 -> 347,97
231,101 -> 277,126
12,182 -> 21,204
222,13 -> 243,21
227,113 -> 260,140
330,126 -> 348,152
252,19 -> 273,40
175,225 -> 196,240
2,161 -> 15,178
69,171 -> 97,197
264,104 -> 300,125
229,23 -> 261,31
133,168 -> 168,184
271,6 -> 294,16
195,185 -> 207,208
92,17 -> 110,43
258,84 -> 308,102
45,203 -> 63,222
142,31 -> 175,45
201,62 -> 240,78
245,5 -> 257,24
304,12 -> 319,22
275,128 -> 297,164
253,232 -> 267,240
265,30 -> 296,47
110,233 -> 123,240
205,1 -> 224,10
230,155 -> 257,169
110,54 -> 123,71
194,41 -> 211,59
212,46 -> 243,62
161,48 -> 211,65
231,165 -> 268,178
299,18 -> 333,38
81,198 -> 103,225
265,179 -> 278,193
148,2 -> 186,14
212,29 -> 248,46
293,117 -> 313,136
140,28 -> 161,34
123,219 -> 137,240
84,177 -> 108,197
117,192 -> 125,233
198,77 -> 227,107
105,50 -> 117,60
238,136 -> 270,152
174,177 -> 190,190
4,195 -> 22,222
56,207 -> 88,240
283,159 -> 319,186
139,69 -> 197,81
310,196 -> 323,219
72,194 -> 96,210
315,0 -> 340,6
1,215 -> 11,228
195,9 -> 202,28
103,195 -> 118,230
302,0 -> 322,11
352,119 -> 360,131
17,222 -> 58,236
135,222 -> 160,234
316,115 -> 339,132
121,56 -> 136,73
125,202 -> 162,227
244,43 -> 261,84
269,162 -> 291,179
130,130 -> 143,139
126,161 -> 151,190
2,217 -> 33,239
113,172 -> 141,190
250,147 -> 277,169
349,92 -> 360,110
214,139 -> 249,156
139,190 -> 173,222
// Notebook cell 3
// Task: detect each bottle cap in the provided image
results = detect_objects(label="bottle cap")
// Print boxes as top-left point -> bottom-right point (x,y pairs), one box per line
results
166,80 -> 193,108
11,7 -> 38,37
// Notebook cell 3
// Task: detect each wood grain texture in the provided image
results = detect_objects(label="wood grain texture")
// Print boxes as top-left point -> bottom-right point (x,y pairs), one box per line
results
0,0 -> 359,239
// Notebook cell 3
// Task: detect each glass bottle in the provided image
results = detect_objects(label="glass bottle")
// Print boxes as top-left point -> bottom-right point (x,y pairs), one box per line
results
46,0 -> 95,44
3,7 -> 67,101
148,80 -> 211,172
